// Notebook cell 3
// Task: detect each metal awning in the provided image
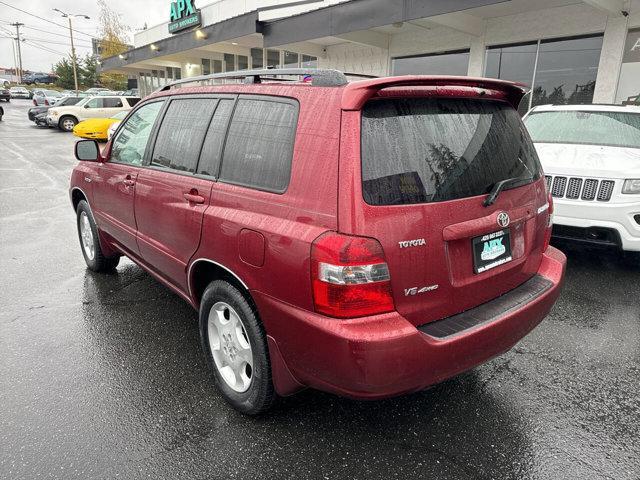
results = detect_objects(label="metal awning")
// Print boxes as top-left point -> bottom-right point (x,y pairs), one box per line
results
261,0 -> 508,47
100,11 -> 259,72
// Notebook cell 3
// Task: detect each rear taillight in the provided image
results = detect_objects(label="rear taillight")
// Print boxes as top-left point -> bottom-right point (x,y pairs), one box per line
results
44,99 -> 49,106
543,192 -> 554,251
33,99 -> 37,106
311,232 -> 394,318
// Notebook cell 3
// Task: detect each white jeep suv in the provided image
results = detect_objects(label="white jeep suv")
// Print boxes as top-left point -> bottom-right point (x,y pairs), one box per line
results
47,95 -> 140,132
524,104 -> 640,253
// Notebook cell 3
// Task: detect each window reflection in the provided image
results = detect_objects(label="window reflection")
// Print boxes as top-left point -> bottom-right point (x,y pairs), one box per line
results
392,50 -> 470,76
485,35 -> 603,113
534,35 -> 603,107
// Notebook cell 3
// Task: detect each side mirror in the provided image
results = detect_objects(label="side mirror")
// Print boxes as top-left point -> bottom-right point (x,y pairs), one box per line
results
75,140 -> 101,162
84,104 -> 90,108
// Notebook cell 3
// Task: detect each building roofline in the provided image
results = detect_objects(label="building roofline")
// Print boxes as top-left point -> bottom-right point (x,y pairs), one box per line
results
100,11 -> 260,72
261,0 -> 508,48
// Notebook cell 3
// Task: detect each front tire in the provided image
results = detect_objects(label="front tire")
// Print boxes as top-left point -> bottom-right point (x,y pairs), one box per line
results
199,280 -> 275,415
59,115 -> 77,132
76,200 -> 120,272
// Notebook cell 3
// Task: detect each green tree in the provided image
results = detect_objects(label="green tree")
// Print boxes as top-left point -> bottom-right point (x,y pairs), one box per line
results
53,57 -> 76,89
81,54 -> 100,88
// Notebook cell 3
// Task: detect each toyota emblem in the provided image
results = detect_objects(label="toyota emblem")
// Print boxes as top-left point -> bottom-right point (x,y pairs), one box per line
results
497,212 -> 510,228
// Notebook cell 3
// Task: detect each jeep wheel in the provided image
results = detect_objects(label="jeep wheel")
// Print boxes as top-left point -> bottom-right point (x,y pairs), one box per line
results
59,116 -> 77,132
76,200 -> 120,272
199,280 -> 275,415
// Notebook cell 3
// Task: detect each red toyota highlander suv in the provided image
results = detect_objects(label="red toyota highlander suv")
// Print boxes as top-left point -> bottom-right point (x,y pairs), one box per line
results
70,69 -> 566,414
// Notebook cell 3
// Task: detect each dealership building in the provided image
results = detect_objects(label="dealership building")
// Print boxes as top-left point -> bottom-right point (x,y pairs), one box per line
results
101,0 -> 640,111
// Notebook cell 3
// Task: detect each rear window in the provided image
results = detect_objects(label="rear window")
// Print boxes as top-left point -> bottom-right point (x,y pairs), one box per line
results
361,98 -> 541,206
524,110 -> 640,149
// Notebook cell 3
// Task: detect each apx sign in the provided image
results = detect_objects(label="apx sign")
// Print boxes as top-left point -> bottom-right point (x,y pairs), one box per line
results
168,0 -> 201,34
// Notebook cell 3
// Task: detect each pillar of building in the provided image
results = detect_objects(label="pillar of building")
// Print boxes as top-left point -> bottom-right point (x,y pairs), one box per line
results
593,14 -> 629,103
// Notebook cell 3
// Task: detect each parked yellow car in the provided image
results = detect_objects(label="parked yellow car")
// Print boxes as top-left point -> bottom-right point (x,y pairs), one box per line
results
73,111 -> 129,141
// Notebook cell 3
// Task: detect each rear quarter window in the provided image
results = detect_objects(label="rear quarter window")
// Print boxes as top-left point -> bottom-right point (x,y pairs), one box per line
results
361,98 -> 541,206
219,97 -> 298,193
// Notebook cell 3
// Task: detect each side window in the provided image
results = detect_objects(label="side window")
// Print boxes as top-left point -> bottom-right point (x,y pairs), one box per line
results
127,97 -> 141,107
111,101 -> 163,166
103,98 -> 123,108
197,99 -> 234,177
151,98 -> 218,173
85,98 -> 103,108
219,99 -> 297,193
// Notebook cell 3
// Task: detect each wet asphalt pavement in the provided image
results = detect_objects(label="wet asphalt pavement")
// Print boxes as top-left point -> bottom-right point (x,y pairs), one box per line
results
1,100 -> 639,480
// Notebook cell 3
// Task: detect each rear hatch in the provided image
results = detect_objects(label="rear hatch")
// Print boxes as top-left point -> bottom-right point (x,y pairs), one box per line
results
341,90 -> 549,327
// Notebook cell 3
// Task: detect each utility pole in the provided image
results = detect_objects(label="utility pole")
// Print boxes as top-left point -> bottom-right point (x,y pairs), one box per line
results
11,37 -> 19,83
10,22 -> 24,83
53,9 -> 90,93
67,16 -> 78,92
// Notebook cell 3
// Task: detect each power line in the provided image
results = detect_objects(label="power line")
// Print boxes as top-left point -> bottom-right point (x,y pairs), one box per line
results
12,23 -> 93,45
0,1 -> 99,41
22,36 -> 93,48
23,39 -> 67,56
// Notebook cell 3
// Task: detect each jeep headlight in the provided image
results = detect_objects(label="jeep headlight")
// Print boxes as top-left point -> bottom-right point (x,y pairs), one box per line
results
622,179 -> 640,194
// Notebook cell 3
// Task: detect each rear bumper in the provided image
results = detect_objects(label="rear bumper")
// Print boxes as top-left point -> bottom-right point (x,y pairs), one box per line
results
255,246 -> 566,399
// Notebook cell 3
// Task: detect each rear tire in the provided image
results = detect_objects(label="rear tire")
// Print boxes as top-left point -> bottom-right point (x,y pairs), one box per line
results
59,115 -> 77,132
199,280 -> 275,415
76,200 -> 120,272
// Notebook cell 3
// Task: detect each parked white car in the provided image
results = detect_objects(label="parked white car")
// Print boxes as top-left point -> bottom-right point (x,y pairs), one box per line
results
524,104 -> 640,253
9,86 -> 31,99
46,95 -> 140,131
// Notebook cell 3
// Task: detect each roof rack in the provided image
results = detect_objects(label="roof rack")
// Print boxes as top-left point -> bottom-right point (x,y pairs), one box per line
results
158,68 -> 349,91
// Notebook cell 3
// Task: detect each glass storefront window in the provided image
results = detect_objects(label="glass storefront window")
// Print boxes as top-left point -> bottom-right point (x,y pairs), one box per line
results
392,50 -> 470,76
617,28 -> 640,104
237,55 -> 248,70
485,34 -> 603,114
302,55 -> 317,68
266,49 -> 280,69
251,48 -> 263,69
283,51 -> 299,68
201,58 -> 211,75
485,42 -> 537,86
534,35 -> 603,107
213,60 -> 222,74
224,53 -> 235,72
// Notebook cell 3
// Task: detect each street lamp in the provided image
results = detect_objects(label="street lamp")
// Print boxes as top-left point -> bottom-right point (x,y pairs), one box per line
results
53,8 -> 90,93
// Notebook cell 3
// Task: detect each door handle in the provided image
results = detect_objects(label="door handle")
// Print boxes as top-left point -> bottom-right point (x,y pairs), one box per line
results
183,192 -> 205,204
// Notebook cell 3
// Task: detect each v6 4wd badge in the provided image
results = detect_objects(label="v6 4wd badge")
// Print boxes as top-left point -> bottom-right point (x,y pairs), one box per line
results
404,284 -> 439,296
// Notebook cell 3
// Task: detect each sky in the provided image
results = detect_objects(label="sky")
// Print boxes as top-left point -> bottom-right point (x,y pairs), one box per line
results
0,0 -> 170,72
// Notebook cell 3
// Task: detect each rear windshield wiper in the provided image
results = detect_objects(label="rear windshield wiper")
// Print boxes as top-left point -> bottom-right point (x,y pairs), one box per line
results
483,175 -> 534,207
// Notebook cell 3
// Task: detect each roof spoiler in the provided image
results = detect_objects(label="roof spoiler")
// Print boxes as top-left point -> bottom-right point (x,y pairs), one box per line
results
341,75 -> 529,110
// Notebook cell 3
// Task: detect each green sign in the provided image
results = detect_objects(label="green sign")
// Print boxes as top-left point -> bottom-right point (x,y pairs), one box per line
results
168,0 -> 201,34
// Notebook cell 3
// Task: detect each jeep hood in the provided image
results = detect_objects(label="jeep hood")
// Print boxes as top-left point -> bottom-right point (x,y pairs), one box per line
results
534,142 -> 640,179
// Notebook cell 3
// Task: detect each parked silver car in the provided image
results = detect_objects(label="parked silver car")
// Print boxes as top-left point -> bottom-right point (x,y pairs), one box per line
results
32,89 -> 62,106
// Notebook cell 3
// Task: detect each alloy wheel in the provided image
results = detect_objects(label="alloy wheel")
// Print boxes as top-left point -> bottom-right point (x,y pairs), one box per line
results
79,211 -> 95,261
207,301 -> 253,393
